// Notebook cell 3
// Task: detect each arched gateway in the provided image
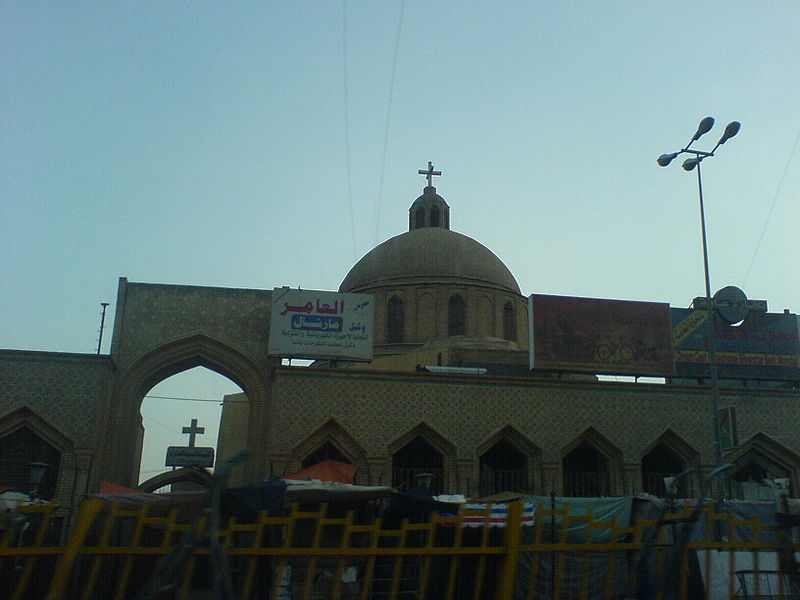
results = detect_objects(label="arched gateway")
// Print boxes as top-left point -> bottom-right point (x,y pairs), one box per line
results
93,278 -> 278,489
102,333 -> 273,487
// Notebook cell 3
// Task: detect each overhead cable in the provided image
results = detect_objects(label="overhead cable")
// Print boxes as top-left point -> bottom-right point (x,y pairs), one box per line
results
743,130 -> 800,285
374,0 -> 406,244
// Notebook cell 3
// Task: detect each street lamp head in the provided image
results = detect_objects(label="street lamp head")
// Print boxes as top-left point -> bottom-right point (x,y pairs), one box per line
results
657,152 -> 679,167
682,157 -> 701,171
692,116 -> 716,141
717,121 -> 741,145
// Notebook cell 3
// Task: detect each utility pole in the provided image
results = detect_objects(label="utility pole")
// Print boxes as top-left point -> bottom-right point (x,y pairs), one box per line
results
96,302 -> 110,354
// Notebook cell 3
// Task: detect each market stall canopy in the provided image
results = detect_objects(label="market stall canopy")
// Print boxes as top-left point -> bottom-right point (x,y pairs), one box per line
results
285,459 -> 357,484
283,479 -> 393,503
99,480 -> 141,494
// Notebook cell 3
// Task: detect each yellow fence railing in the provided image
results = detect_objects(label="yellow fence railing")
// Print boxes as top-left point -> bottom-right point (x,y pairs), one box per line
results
2,499 -> 799,600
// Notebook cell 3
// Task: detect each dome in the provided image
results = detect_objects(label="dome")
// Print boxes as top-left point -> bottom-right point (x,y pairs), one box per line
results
339,227 -> 521,294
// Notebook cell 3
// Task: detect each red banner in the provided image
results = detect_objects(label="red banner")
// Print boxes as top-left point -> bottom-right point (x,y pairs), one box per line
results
529,295 -> 675,376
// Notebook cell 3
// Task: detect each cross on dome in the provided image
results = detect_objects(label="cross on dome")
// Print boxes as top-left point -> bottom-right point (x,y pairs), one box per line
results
418,161 -> 442,187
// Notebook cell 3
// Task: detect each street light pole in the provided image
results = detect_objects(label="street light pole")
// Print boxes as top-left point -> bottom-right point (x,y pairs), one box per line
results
693,158 -> 724,471
695,161 -> 712,301
658,116 -> 740,494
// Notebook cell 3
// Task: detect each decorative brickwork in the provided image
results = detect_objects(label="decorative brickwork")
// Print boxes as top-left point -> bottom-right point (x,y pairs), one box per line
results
0,351 -> 110,505
0,351 -> 110,447
110,278 -> 273,371
269,367 -> 800,497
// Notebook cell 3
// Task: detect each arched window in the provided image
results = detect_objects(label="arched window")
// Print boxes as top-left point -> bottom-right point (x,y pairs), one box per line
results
392,436 -> 444,494
480,438 -> 528,497
641,443 -> 686,498
302,440 -> 350,468
502,301 -> 517,341
448,294 -> 466,336
0,427 -> 61,499
730,450 -> 791,500
415,206 -> 426,229
430,205 -> 440,227
387,296 -> 404,343
563,441 -> 610,497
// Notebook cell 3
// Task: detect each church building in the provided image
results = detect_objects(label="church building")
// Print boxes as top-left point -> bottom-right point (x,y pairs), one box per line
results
2,165 -> 799,513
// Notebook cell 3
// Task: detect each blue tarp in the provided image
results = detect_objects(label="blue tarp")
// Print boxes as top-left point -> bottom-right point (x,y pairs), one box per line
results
525,496 -> 633,542
221,478 -> 288,520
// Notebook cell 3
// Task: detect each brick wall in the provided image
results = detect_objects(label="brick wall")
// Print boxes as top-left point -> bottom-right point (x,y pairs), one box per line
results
268,367 -> 800,496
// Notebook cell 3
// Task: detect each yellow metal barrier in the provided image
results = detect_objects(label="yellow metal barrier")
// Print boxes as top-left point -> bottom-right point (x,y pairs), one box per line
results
2,499 -> 799,599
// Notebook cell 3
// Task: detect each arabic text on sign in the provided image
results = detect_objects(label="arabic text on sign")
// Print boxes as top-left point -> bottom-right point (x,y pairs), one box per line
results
291,314 -> 343,332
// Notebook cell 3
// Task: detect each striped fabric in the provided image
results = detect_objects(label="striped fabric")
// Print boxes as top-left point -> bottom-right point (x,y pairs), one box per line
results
459,502 -> 536,527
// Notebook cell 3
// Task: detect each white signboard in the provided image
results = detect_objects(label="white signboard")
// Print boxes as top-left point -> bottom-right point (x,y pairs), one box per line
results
165,446 -> 215,467
268,288 -> 374,361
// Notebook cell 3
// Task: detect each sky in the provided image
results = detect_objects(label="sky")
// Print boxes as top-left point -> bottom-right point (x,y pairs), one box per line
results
2,2 -> 799,484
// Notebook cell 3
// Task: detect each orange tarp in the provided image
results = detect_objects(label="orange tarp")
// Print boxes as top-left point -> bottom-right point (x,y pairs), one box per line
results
99,480 -> 141,494
285,460 -> 357,484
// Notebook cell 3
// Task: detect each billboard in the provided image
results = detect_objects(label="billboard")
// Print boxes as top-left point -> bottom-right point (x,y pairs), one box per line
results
529,294 -> 675,376
671,308 -> 800,380
268,288 -> 374,361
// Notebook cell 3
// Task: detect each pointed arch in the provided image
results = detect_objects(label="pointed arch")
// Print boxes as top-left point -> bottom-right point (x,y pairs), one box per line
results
0,406 -> 75,451
562,427 -> 622,463
290,418 -> 367,472
389,423 -> 456,494
725,433 -> 800,498
389,422 -> 456,456
642,429 -> 699,462
562,428 -> 623,497
104,333 -> 273,487
0,407 -> 73,499
477,426 -> 541,496
641,430 -> 700,497
477,425 -> 539,458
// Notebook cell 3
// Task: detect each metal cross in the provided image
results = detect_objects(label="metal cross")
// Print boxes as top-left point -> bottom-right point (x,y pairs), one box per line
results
418,161 -> 442,187
182,418 -> 205,447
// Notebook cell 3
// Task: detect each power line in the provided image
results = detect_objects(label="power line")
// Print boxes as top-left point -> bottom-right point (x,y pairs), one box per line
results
374,0 -> 406,245
144,394 -> 247,403
140,413 -> 182,435
342,0 -> 357,260
743,129 -> 800,286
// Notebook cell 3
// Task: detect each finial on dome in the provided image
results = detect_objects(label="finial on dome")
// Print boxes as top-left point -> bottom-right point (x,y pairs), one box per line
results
409,162 -> 450,231
418,161 -> 441,188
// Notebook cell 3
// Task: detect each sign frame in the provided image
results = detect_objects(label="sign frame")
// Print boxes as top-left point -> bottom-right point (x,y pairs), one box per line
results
165,446 -> 215,468
529,294 -> 675,377
268,288 -> 374,361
